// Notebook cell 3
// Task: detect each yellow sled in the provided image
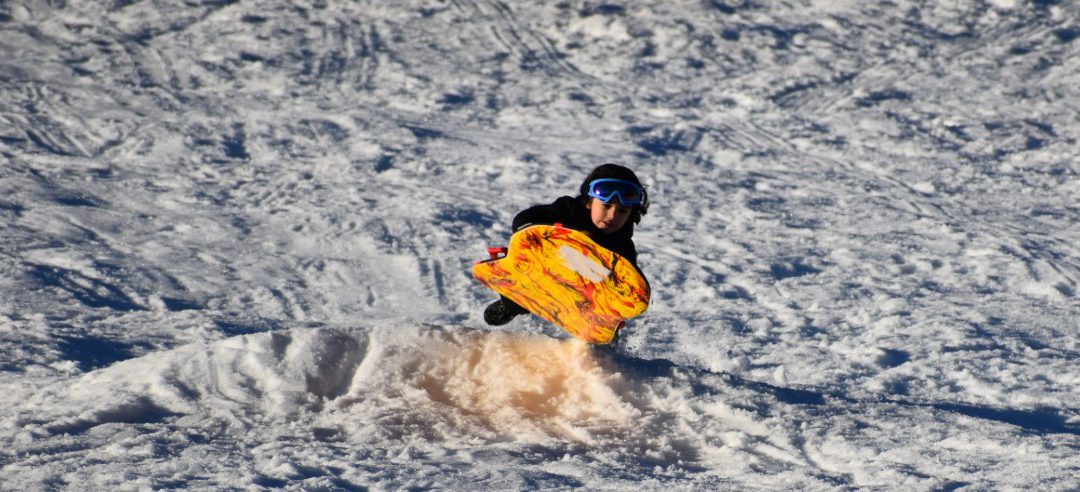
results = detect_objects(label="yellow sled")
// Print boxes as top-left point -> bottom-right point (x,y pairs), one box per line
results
473,224 -> 650,345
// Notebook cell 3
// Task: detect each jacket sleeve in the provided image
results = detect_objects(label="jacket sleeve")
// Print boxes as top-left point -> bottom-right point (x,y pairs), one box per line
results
619,239 -> 639,266
511,196 -> 578,231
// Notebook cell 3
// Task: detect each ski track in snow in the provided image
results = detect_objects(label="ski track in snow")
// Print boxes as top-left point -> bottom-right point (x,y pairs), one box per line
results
1,0 -> 1078,489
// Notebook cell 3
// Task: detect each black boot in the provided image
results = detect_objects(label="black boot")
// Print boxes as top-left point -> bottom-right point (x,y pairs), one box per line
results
484,297 -> 526,326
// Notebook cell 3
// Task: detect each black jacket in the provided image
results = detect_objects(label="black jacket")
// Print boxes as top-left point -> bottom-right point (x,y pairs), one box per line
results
511,196 -> 639,266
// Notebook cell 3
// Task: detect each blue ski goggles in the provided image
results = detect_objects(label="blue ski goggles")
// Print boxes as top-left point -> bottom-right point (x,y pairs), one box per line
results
587,178 -> 646,206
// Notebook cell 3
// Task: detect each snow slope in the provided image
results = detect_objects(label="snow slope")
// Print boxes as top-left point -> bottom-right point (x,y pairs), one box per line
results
1,0 -> 1078,489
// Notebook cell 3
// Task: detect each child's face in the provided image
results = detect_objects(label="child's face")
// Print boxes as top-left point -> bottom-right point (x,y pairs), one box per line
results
588,197 -> 633,233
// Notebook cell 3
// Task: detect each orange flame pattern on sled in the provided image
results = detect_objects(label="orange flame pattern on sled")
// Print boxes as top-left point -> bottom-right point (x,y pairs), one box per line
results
473,225 -> 650,344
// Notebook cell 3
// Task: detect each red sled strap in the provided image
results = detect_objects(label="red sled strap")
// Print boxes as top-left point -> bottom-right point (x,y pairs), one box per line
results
487,247 -> 508,260
485,223 -> 563,260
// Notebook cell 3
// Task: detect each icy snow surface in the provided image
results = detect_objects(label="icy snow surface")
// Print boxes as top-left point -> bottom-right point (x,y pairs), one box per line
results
1,0 -> 1079,489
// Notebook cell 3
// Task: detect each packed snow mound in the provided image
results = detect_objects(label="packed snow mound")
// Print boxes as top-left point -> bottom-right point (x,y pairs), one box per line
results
4,324 -> 814,471
397,329 -> 640,443
6,327 -> 369,440
4,325 -> 1077,488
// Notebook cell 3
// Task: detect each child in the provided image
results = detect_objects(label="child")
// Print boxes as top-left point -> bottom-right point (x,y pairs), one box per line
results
484,163 -> 649,326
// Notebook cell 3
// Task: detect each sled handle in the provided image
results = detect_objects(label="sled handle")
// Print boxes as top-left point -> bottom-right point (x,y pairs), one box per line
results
487,247 -> 508,259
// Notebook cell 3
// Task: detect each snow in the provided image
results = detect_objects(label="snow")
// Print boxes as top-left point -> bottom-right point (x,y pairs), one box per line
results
1,0 -> 1078,489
